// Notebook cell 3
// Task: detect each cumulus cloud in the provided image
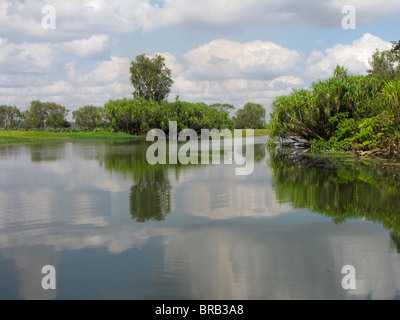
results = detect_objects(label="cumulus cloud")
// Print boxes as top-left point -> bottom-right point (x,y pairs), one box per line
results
160,40 -> 303,107
183,39 -> 301,81
0,0 -> 152,42
305,33 -> 393,79
0,37 -> 58,74
62,34 -> 110,58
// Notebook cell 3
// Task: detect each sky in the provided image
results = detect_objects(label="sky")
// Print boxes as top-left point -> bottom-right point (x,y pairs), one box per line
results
1,0 -> 400,119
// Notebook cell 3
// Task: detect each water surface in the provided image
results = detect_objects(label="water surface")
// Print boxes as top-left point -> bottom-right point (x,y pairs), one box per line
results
0,138 -> 399,300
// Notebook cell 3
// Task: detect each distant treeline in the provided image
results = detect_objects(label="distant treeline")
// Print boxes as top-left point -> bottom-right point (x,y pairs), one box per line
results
0,99 -> 267,135
269,40 -> 400,159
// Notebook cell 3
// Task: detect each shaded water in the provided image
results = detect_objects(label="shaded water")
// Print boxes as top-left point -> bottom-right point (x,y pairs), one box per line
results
0,137 -> 399,300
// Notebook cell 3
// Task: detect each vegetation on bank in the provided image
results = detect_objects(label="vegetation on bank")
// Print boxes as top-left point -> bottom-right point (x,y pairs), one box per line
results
0,130 -> 141,144
0,128 -> 270,145
268,40 -> 400,159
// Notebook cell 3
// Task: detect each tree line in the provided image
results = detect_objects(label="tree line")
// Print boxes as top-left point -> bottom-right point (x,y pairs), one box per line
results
268,40 -> 400,159
1,54 -> 267,133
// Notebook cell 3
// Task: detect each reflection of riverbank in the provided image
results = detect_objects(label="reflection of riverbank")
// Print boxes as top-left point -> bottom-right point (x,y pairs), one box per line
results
268,146 -> 400,236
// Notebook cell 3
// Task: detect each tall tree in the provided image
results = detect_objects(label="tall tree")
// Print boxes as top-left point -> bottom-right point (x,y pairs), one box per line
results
45,103 -> 70,128
130,54 -> 174,102
0,105 -> 22,130
235,103 -> 266,129
24,100 -> 69,129
72,105 -> 102,130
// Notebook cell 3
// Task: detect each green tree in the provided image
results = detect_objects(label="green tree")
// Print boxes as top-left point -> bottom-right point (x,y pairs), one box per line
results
45,103 -> 70,128
210,103 -> 235,114
391,40 -> 400,59
130,54 -> 174,102
72,105 -> 102,130
24,101 -> 69,129
333,65 -> 348,78
24,100 -> 49,129
0,105 -> 22,130
235,103 -> 266,129
367,48 -> 399,79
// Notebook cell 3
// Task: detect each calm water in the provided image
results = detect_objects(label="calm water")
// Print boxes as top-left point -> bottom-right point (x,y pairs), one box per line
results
0,137 -> 400,300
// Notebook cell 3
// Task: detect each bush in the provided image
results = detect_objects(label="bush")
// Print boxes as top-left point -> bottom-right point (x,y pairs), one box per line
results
102,98 -> 234,135
269,71 -> 400,157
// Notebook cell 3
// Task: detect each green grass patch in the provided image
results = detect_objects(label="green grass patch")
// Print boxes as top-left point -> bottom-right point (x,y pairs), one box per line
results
0,130 -> 143,144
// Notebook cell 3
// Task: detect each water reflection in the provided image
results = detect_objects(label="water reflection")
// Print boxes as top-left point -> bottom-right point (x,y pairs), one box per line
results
0,140 -> 400,299
268,145 -> 400,247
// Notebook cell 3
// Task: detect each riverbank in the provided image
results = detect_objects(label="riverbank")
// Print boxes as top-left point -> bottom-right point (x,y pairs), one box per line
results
0,129 -> 270,144
0,130 -> 143,144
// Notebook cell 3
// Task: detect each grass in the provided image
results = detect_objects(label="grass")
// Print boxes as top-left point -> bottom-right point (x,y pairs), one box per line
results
0,130 -> 143,144
253,129 -> 270,136
0,128 -> 270,144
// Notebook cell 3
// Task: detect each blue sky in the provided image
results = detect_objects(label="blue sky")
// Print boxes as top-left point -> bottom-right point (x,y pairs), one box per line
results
1,0 -> 400,119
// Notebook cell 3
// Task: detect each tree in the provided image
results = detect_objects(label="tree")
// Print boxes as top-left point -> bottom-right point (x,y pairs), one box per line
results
333,65 -> 348,78
235,103 -> 266,129
24,100 -> 69,129
130,54 -> 174,102
210,103 -> 235,114
72,105 -> 102,130
368,42 -> 400,79
45,103 -> 70,128
0,105 -> 22,130
391,40 -> 400,59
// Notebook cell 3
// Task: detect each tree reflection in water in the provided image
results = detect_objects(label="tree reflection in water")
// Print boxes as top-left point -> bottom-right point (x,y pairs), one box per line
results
268,144 -> 400,251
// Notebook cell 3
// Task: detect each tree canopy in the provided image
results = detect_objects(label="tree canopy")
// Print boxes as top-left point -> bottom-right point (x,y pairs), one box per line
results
72,105 -> 102,130
234,103 -> 266,129
24,101 -> 70,129
130,54 -> 174,102
0,105 -> 22,130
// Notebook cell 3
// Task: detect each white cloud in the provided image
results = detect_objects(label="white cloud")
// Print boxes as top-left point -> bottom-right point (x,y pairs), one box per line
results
0,37 -> 58,74
0,0 -> 152,42
305,33 -> 393,79
183,39 -> 301,81
159,40 -> 303,107
66,56 -> 131,86
62,34 -> 110,58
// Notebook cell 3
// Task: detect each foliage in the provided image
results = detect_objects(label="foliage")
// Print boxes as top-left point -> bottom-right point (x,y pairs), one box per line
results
0,130 -> 141,144
24,100 -> 70,129
130,54 -> 174,102
269,58 -> 400,157
72,105 -> 103,130
210,103 -> 235,114
367,49 -> 399,79
235,102 -> 266,129
103,98 -> 234,135
0,105 -> 23,130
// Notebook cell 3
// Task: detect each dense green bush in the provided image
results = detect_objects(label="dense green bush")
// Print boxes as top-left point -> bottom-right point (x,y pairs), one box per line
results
102,98 -> 234,135
269,73 -> 400,157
